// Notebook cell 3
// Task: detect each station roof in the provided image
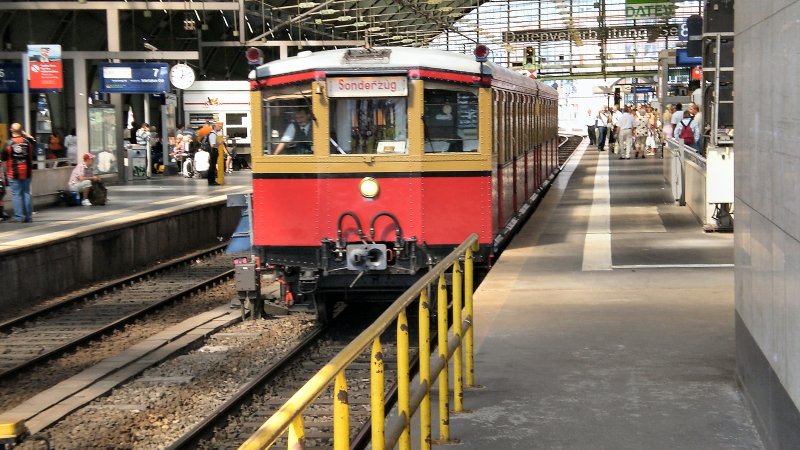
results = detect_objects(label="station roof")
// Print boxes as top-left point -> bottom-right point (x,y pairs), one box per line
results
0,0 -> 703,80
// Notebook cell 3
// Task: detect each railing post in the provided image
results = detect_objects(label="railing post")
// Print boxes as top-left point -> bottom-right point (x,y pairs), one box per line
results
397,310 -> 411,450
465,247 -> 475,388
287,415 -> 305,450
419,290 -> 432,450
436,274 -> 451,442
452,259 -> 464,412
371,337 -> 385,450
334,370 -> 349,450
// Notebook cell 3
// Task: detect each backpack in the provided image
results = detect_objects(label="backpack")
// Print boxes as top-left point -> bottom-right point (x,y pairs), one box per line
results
58,190 -> 81,206
89,180 -> 107,206
200,133 -> 212,153
679,118 -> 695,145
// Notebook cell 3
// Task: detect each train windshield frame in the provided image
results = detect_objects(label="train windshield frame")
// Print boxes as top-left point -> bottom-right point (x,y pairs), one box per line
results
328,97 -> 408,155
423,83 -> 480,153
263,92 -> 314,156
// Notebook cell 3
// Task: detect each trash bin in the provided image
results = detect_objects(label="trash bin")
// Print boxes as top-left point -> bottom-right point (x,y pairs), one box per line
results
127,145 -> 148,180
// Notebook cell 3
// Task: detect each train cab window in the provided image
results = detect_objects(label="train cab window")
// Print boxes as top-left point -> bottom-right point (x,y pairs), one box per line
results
328,98 -> 408,154
263,97 -> 314,156
423,88 -> 478,153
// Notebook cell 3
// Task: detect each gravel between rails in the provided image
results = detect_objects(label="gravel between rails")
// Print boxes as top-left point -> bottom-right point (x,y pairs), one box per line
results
14,313 -> 317,450
0,255 -> 238,412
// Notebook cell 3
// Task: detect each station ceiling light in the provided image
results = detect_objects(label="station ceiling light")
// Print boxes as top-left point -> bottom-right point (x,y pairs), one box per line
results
298,1 -> 319,7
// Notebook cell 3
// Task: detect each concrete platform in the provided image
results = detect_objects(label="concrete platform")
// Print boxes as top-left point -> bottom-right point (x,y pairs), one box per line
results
0,171 -> 251,308
441,142 -> 763,449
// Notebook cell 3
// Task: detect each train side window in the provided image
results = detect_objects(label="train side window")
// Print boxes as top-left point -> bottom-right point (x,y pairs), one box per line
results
423,88 -> 478,153
263,97 -> 314,156
328,98 -> 407,155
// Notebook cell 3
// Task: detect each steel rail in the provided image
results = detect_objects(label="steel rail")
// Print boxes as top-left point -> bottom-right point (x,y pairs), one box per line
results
165,324 -> 329,450
0,259 -> 233,381
0,243 -> 227,333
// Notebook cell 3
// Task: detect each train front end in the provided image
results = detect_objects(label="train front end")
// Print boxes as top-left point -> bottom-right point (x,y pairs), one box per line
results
248,48 -> 495,318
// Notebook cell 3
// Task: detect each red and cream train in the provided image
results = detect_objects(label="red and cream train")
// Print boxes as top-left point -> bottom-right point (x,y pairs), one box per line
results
245,46 -> 560,319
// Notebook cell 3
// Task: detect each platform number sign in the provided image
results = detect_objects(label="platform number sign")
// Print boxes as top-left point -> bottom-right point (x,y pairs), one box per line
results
678,20 -> 689,42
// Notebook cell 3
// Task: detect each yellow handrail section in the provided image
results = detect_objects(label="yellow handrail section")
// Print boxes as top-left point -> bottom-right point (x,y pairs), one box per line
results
239,233 -> 480,450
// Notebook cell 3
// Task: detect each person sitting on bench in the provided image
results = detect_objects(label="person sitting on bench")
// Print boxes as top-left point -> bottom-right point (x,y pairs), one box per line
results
69,153 -> 100,206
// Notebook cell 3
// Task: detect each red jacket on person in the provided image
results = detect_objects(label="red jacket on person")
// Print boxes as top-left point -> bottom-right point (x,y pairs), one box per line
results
2,135 -> 35,180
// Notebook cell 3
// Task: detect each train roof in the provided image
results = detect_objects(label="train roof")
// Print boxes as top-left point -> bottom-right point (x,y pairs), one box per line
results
252,46 -> 556,98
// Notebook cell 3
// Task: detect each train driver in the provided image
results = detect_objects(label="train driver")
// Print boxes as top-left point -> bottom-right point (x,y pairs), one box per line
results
273,108 -> 313,155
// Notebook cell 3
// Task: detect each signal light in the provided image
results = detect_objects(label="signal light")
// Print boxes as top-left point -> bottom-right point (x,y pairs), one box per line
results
245,47 -> 264,65
524,47 -> 535,65
474,44 -> 489,62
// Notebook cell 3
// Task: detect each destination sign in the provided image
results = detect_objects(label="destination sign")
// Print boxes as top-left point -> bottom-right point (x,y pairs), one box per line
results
326,76 -> 408,98
503,25 -> 680,44
99,63 -> 169,94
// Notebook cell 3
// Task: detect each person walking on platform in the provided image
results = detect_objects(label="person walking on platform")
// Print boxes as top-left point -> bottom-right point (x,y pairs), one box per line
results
633,105 -> 650,159
584,109 -> 596,146
1,123 -> 36,223
610,105 -> 622,152
616,106 -> 635,160
595,107 -> 612,152
670,103 -> 684,132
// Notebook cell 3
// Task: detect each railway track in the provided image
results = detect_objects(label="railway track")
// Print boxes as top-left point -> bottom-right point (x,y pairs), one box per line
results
559,134 -> 583,166
0,244 -> 234,381
169,305 -> 417,450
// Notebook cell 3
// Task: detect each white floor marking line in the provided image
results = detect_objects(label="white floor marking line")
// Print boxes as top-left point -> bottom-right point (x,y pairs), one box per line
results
612,264 -> 734,269
582,151 -> 613,271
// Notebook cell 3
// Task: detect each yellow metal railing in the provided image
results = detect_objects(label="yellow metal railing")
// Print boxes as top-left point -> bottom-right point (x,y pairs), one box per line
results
239,233 -> 480,450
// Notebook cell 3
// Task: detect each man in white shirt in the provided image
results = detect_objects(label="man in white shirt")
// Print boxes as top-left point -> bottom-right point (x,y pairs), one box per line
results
584,109 -> 596,145
670,103 -> 685,129
610,105 -> 623,152
595,107 -> 612,152
274,108 -> 312,155
616,106 -> 636,159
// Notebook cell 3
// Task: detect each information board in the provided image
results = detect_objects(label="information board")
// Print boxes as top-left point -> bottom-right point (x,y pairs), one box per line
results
99,63 -> 169,94
456,93 -> 478,129
0,63 -> 23,93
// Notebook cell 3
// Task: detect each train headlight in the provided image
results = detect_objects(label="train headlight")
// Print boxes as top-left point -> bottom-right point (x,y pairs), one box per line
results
359,177 -> 380,199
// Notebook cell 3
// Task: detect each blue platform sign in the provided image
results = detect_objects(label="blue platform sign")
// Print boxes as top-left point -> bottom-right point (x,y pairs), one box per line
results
633,86 -> 655,93
675,48 -> 702,67
99,63 -> 169,93
678,19 -> 689,42
0,63 -> 23,93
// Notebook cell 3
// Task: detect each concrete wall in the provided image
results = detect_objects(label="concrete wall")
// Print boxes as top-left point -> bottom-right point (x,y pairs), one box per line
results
2,166 -> 80,210
735,1 -> 800,447
1,202 -> 240,308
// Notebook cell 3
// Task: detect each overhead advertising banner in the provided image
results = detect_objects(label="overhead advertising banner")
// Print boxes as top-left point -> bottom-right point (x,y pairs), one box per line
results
99,63 -> 169,94
0,63 -> 60,94
625,0 -> 676,19
28,44 -> 63,90
503,24 -> 679,44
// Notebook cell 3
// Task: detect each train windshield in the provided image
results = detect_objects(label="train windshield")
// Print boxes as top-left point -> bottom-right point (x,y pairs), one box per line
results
329,98 -> 408,155
263,95 -> 314,156
423,87 -> 479,153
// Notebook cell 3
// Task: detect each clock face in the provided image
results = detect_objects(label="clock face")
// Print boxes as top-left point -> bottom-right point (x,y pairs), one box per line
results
169,64 -> 195,89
